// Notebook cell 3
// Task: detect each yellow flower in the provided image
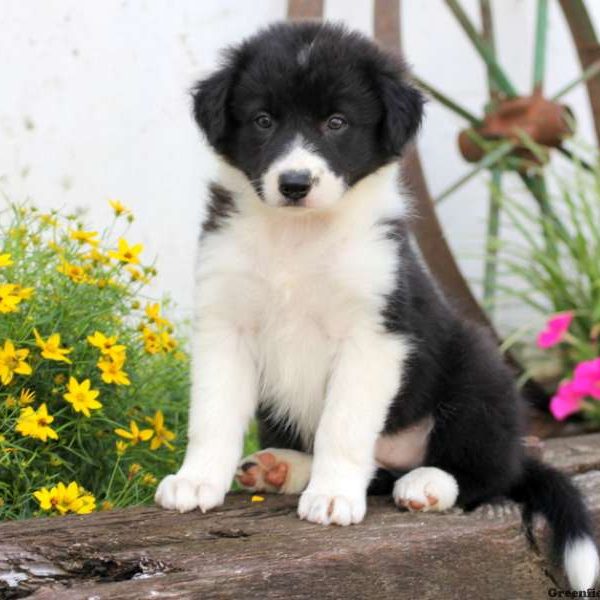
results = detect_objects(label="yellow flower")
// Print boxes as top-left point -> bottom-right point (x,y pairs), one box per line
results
87,331 -> 126,359
5,395 -> 16,408
15,403 -> 58,442
142,473 -> 157,486
34,329 -> 73,363
114,420 -> 153,445
115,440 -> 128,455
126,266 -> 149,284
0,284 -> 22,313
128,463 -> 142,478
251,495 -> 265,503
13,285 -> 34,300
109,199 -> 130,217
160,331 -> 177,353
141,327 -> 161,355
39,213 -> 58,227
57,262 -> 88,284
145,410 -> 176,451
33,481 -> 95,515
63,377 -> 102,417
54,373 -> 67,385
83,248 -> 110,265
97,355 -> 130,386
9,226 -> 26,239
101,500 -> 114,511
0,340 -> 32,385
108,238 -> 143,265
0,253 -> 13,268
47,242 -> 60,256
145,303 -> 171,328
18,388 -> 36,406
69,229 -> 99,246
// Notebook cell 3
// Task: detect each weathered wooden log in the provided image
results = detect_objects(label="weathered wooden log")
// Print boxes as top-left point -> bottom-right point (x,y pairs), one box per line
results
1,433 -> 600,599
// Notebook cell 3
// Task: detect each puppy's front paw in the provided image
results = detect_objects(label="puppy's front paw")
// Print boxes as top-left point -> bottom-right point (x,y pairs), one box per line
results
393,466 -> 458,512
155,474 -> 224,513
298,489 -> 366,526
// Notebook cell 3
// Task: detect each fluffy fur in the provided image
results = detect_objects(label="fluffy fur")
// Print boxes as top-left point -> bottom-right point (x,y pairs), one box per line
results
155,22 -> 598,590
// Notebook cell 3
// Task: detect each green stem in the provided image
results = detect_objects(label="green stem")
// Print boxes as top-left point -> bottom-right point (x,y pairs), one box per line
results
483,169 -> 502,314
533,0 -> 549,92
105,454 -> 122,499
435,140 -> 515,204
479,0 -> 499,103
552,59 -> 600,100
413,76 -> 482,125
444,0 -> 518,97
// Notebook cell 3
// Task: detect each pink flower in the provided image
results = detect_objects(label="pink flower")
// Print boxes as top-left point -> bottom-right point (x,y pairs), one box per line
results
537,312 -> 574,349
550,381 -> 584,420
572,358 -> 600,400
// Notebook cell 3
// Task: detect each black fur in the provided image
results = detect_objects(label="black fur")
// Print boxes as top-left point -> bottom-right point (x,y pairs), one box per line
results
192,22 -> 423,197
202,183 -> 237,234
193,21 -> 596,581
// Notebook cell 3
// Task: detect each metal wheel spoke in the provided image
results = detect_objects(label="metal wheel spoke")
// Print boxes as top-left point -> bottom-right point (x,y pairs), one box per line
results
558,0 -> 600,144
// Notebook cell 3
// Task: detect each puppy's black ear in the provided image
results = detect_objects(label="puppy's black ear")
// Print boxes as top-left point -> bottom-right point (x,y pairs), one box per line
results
191,66 -> 234,151
379,70 -> 425,156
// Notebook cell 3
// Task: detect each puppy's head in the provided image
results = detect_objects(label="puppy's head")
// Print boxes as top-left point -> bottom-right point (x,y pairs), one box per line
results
193,22 -> 424,210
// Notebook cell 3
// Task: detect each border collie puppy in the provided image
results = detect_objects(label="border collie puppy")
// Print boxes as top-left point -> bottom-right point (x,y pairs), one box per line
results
156,22 -> 598,589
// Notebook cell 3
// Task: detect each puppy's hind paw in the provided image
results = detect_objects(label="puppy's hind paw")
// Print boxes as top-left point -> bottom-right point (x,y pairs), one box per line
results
155,474 -> 224,513
235,448 -> 311,494
393,467 -> 458,512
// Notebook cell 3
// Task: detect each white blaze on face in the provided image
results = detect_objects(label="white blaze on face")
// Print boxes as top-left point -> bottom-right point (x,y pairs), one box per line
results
261,137 -> 347,210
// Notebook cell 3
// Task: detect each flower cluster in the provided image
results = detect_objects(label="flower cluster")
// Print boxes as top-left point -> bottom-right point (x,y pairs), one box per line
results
140,303 -> 177,355
536,312 -> 600,421
0,201 -> 189,520
33,481 -> 95,515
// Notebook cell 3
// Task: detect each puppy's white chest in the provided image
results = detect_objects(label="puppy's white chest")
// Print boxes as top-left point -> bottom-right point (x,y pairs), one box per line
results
198,210 -> 400,444
255,253 -> 350,441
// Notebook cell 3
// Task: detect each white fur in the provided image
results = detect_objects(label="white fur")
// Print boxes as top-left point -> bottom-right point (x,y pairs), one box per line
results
393,466 -> 459,512
156,159 -> 411,519
564,536 -> 600,590
261,136 -> 347,209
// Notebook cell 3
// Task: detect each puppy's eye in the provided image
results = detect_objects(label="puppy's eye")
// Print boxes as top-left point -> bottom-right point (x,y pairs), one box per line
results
255,113 -> 273,129
326,115 -> 347,131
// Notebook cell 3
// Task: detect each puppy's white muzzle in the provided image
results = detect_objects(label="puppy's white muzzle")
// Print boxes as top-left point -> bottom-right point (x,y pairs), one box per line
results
261,137 -> 346,210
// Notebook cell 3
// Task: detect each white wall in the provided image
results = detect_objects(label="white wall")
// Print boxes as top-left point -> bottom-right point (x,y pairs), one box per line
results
1,0 -> 599,331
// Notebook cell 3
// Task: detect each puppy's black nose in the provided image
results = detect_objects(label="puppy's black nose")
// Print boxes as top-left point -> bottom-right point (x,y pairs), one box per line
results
278,170 -> 312,202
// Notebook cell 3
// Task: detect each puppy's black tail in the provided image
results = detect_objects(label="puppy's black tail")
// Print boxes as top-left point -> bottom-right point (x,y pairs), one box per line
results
509,456 -> 599,590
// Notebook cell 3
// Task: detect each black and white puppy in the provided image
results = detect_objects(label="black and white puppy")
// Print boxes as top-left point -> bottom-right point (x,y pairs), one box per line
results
156,22 -> 599,590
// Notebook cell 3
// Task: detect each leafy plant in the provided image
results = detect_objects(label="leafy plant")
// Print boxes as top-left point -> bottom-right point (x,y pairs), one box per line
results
0,200 -> 190,519
493,152 -> 600,423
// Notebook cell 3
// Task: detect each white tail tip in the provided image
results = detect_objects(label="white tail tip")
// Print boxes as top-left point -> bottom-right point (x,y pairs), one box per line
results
564,536 -> 600,590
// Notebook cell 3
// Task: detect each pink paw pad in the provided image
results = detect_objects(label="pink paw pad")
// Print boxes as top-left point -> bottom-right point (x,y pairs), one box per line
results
235,451 -> 289,492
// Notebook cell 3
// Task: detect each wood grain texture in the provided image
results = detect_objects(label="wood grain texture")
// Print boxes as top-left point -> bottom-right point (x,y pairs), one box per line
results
1,434 -> 600,599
